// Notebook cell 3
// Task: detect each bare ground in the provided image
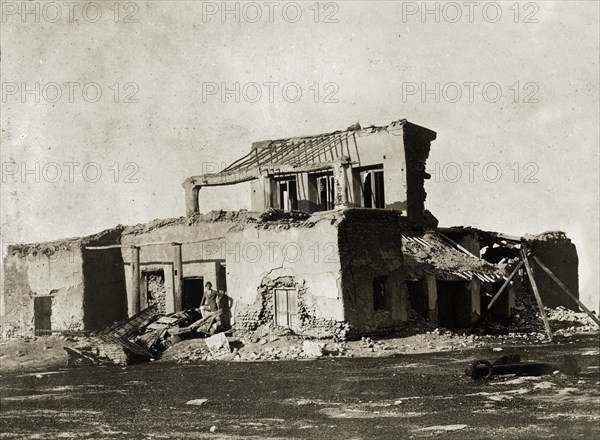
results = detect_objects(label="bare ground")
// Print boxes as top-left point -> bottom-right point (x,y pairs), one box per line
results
0,333 -> 598,439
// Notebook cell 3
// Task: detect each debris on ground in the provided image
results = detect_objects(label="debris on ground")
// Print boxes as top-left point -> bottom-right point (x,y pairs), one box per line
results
420,424 -> 468,432
186,398 -> 208,406
466,354 -> 580,380
8,301 -> 592,368
205,333 -> 231,356
302,340 -> 325,358
63,305 -> 230,366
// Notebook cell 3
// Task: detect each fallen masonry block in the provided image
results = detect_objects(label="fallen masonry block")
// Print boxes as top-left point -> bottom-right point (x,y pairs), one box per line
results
205,332 -> 230,355
302,340 -> 326,357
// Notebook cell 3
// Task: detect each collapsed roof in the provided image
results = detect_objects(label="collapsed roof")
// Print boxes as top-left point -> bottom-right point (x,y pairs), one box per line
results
402,230 -> 506,282
184,118 -> 435,187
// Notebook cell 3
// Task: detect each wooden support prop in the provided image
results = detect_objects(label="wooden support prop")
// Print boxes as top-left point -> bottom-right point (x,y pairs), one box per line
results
468,259 -> 524,334
532,255 -> 600,327
521,249 -> 553,342
486,260 -> 524,313
172,243 -> 183,313
130,246 -> 141,316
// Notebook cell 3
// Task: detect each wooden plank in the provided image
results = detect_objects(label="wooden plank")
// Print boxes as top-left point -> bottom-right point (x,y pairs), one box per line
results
131,246 -> 141,315
172,243 -> 183,312
532,255 -> 600,327
486,260 -> 524,312
521,250 -> 553,341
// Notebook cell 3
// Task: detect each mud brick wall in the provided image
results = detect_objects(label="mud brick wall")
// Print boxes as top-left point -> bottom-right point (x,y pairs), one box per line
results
525,232 -> 579,310
1,226 -> 125,338
337,209 -> 408,333
2,244 -> 86,337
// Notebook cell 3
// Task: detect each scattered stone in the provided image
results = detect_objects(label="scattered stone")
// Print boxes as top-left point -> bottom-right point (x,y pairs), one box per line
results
186,399 -> 208,406
302,341 -> 325,358
533,381 -> 554,390
420,424 -> 468,432
205,333 -> 230,355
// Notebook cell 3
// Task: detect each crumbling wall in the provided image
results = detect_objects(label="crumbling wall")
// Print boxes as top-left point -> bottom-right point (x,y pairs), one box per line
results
2,243 -> 85,337
145,271 -> 166,313
352,127 -> 409,210
2,226 -> 126,337
121,217 -> 236,263
525,231 -> 579,310
337,209 -> 408,333
120,215 -> 241,314
226,214 -> 344,337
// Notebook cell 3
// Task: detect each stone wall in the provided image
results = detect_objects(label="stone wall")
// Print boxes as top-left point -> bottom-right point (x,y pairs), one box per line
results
525,232 -> 579,310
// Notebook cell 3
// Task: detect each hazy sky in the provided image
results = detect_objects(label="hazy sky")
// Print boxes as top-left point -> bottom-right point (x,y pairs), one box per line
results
1,1 -> 598,310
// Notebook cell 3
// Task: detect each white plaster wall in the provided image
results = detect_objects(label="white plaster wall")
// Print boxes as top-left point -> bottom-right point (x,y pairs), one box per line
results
183,262 -> 217,289
226,219 -> 344,321
2,246 -> 85,335
354,129 -> 408,210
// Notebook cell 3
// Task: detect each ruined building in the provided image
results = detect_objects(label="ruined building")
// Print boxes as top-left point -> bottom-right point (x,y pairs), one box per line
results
1,119 -> 579,338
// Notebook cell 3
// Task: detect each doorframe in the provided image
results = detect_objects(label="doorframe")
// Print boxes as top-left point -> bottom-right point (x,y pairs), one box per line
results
273,287 -> 298,329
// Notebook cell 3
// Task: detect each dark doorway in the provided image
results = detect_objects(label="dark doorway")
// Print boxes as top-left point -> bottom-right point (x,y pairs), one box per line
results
34,296 -> 52,335
216,263 -> 227,293
481,281 -> 511,324
406,280 -> 427,318
182,277 -> 204,310
436,280 -> 471,329
372,275 -> 390,311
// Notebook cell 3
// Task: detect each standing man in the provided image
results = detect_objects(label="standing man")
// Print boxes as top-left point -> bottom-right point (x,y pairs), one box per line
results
200,281 -> 218,318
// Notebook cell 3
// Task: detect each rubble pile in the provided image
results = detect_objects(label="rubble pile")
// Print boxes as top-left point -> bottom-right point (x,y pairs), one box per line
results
360,336 -> 395,352
60,288 -> 596,366
63,306 -> 229,366
257,208 -> 310,223
65,337 -> 129,366
547,306 -> 599,336
164,338 -> 355,363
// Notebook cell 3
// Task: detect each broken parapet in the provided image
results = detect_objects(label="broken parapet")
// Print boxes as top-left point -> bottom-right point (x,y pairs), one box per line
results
523,231 -> 579,310
2,225 -> 128,338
